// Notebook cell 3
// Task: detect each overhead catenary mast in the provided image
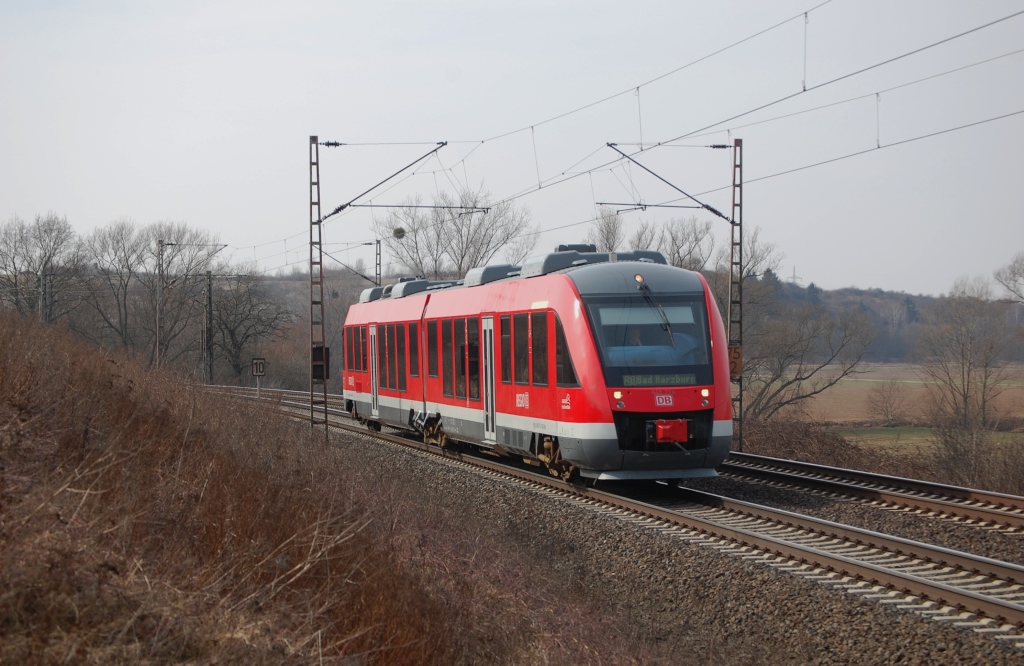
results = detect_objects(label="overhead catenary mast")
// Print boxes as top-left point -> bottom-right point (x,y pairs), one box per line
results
309,136 -> 330,436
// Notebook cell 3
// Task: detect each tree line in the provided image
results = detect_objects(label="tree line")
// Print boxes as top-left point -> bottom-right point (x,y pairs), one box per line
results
4,201 -> 1022,442
0,213 -> 292,381
578,207 -> 1024,430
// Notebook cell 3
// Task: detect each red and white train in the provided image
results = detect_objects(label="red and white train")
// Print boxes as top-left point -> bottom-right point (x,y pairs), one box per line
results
341,245 -> 732,481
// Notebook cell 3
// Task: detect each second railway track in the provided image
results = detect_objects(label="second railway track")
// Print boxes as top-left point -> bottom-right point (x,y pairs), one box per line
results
720,452 -> 1024,533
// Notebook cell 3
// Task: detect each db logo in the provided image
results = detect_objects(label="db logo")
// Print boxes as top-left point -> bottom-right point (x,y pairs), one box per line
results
655,395 -> 673,407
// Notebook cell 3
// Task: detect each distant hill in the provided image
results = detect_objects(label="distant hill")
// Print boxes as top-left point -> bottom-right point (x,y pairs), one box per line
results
756,270 -> 1023,363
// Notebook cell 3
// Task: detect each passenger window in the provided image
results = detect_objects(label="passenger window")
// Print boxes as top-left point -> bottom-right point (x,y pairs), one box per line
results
514,313 -> 529,385
397,323 -> 407,391
455,318 -> 466,399
532,311 -> 547,386
386,324 -> 397,390
468,317 -> 479,400
377,326 -> 386,388
555,315 -> 579,387
345,327 -> 353,372
359,326 -> 367,372
428,320 -> 438,378
408,322 -> 419,377
442,319 -> 453,397
500,315 -> 511,384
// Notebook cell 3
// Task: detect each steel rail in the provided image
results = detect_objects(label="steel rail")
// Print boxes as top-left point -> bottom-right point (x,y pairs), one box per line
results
722,452 -> 1024,530
663,486 -> 1024,584
206,385 -> 1024,627
605,488 -> 1024,627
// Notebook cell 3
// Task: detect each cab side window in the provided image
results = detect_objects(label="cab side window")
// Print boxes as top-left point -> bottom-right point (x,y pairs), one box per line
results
513,313 -> 529,385
555,315 -> 579,387
531,312 -> 547,387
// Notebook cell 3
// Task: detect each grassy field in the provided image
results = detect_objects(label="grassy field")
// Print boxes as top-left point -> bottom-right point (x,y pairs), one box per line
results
802,363 -> 1024,425
771,364 -> 1024,487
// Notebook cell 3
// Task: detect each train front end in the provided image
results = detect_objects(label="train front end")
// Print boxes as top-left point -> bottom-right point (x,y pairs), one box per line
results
568,261 -> 732,480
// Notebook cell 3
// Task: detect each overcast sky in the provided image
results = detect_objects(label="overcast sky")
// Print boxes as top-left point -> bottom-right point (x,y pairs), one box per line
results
2,0 -> 1022,296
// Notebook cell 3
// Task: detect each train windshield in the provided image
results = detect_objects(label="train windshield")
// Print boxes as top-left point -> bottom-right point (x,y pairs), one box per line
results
583,293 -> 713,387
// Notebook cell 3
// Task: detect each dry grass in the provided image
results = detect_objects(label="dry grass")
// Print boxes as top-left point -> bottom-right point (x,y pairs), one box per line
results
0,312 -> 465,663
0,311 -> 688,664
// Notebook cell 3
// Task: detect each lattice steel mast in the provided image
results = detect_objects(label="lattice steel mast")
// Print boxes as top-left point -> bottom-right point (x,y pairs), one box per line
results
309,136 -> 329,434
728,139 -> 744,451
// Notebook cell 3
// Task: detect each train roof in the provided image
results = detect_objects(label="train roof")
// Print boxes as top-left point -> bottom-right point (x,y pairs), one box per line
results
358,245 -> 702,304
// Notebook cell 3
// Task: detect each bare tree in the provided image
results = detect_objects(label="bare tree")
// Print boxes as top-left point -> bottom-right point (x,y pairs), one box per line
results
585,206 -> 625,252
212,267 -> 293,379
77,219 -> 222,365
867,378 -> 911,426
658,216 -> 715,271
995,251 -> 1024,303
743,302 -> 875,421
0,214 -> 38,315
375,196 -> 450,279
78,218 -> 149,350
0,212 -> 83,320
375,187 -> 535,279
502,229 -> 539,266
917,277 -> 1012,487
138,221 -> 224,365
628,219 -> 658,251
691,226 -> 873,421
917,277 -> 1009,429
707,225 -> 783,332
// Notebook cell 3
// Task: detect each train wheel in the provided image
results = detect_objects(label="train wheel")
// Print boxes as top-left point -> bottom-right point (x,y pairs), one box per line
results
422,417 -> 442,447
366,421 -> 381,432
537,435 -> 577,481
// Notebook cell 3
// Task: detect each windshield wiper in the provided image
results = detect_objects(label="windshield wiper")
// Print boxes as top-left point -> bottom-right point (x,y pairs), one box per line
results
637,282 -> 675,347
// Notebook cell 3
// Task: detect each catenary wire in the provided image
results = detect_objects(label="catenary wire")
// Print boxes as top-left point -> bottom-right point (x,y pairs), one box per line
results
240,7 -> 1024,272
478,0 -> 836,143
487,9 -> 1024,210
651,8 -> 1024,148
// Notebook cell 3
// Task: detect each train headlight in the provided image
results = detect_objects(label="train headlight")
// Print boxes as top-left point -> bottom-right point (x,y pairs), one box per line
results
700,389 -> 710,398
634,274 -> 644,284
616,401 -> 625,409
613,391 -> 623,400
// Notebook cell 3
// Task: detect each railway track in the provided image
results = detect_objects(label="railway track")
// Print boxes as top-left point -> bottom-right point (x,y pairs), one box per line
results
721,452 -> 1024,533
208,385 -> 1024,644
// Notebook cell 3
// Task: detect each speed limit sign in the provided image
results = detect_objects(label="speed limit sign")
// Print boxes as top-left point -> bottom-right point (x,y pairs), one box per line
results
252,358 -> 266,377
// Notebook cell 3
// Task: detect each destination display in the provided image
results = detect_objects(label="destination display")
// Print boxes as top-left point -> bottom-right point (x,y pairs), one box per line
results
622,373 -> 697,387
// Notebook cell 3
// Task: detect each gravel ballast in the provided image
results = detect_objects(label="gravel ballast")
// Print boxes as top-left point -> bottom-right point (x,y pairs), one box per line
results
332,428 -> 1023,665
683,474 -> 1024,567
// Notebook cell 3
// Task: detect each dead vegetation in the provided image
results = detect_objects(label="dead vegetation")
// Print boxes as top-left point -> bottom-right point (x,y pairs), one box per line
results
0,312 -> 657,664
741,419 -> 932,480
